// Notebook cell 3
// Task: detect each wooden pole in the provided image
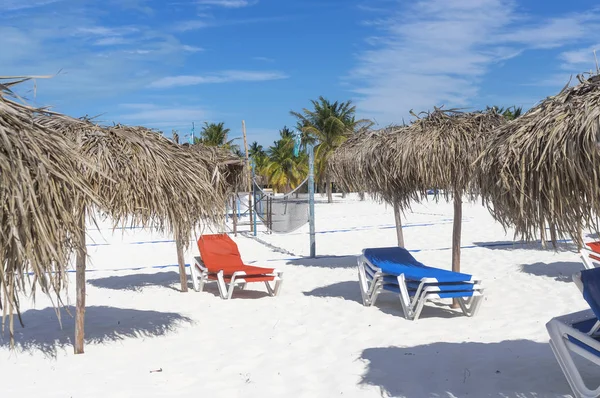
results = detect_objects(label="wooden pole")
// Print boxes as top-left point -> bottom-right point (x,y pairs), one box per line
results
539,218 -> 547,249
232,195 -> 238,237
242,120 -> 253,232
175,231 -> 188,292
549,222 -> 557,249
393,200 -> 405,248
451,193 -> 462,309
74,208 -> 87,355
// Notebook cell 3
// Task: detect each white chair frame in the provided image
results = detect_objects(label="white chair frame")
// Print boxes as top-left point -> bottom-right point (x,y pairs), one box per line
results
357,253 -> 484,320
190,256 -> 283,300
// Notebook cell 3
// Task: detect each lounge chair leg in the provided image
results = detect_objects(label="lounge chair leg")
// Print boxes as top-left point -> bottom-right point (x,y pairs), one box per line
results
397,274 -> 418,320
216,271 -> 231,299
357,260 -> 374,306
547,319 -> 600,398
263,272 -> 284,297
457,295 -> 483,317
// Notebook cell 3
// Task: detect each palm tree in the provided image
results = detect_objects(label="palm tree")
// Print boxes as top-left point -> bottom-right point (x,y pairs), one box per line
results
486,105 -> 523,120
291,96 -> 373,202
249,141 -> 269,183
194,122 -> 241,154
265,128 -> 307,193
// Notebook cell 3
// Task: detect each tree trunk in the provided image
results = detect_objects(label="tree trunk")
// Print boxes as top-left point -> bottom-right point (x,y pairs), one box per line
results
75,208 -> 87,355
539,218 -> 547,249
549,222 -> 557,249
393,200 -> 405,248
451,194 -> 462,309
232,195 -> 238,237
176,232 -> 188,292
326,174 -> 332,203
359,191 -> 365,201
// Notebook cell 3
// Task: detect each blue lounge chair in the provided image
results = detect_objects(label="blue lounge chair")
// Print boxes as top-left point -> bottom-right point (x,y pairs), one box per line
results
357,247 -> 484,320
546,267 -> 600,398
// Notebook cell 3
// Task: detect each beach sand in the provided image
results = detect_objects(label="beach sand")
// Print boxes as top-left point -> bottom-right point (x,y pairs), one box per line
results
0,194 -> 596,397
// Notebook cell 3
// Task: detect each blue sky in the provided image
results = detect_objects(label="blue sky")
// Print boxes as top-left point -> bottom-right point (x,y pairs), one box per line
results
3,0 -> 600,147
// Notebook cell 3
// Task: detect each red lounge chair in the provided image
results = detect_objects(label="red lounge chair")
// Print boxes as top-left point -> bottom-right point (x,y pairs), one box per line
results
191,233 -> 283,299
581,241 -> 600,270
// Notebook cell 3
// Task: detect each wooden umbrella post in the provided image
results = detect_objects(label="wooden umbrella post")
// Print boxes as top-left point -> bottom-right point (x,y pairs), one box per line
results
451,193 -> 462,309
393,199 -> 405,248
175,230 -> 188,292
74,207 -> 87,355
232,195 -> 238,236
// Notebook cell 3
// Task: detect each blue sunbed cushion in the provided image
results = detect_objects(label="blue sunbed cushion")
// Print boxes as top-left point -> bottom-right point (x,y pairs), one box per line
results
363,247 -> 473,282
382,284 -> 476,298
581,267 -> 600,320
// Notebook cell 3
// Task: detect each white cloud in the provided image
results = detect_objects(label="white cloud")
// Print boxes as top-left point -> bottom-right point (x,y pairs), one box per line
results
116,103 -> 213,129
195,0 -> 255,8
253,56 -> 274,62
149,70 -> 288,88
174,16 -> 283,32
4,0 -> 64,11
349,0 -> 600,125
182,44 -> 204,52
0,6 -> 204,102
559,45 -> 600,71
94,37 -> 129,46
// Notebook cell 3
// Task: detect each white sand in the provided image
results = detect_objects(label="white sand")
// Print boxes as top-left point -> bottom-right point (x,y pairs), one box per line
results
1,195 -> 597,397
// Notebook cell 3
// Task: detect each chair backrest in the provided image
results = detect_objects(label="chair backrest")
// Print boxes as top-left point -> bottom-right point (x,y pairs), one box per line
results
197,234 -> 244,270
581,267 -> 600,320
586,241 -> 600,261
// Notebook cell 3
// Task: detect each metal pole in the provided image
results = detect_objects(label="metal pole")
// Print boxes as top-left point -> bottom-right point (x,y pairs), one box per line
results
252,160 -> 258,236
308,144 -> 316,258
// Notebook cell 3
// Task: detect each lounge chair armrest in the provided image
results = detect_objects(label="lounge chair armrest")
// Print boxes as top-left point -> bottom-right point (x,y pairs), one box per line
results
194,256 -> 207,271
581,247 -> 598,256
550,317 -> 600,352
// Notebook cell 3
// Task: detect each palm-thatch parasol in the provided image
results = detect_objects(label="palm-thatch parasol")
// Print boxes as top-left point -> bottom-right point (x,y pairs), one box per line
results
330,125 -> 416,246
477,73 -> 600,248
0,80 -> 100,344
36,115 -> 242,353
331,108 -> 506,280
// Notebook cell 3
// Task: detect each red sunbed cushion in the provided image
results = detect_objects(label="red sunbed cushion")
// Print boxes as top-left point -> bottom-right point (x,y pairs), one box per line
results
586,241 -> 600,261
207,274 -> 276,283
197,234 -> 275,275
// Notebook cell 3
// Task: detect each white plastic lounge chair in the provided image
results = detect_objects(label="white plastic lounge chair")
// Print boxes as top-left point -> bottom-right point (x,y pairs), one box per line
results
191,234 -> 283,299
357,247 -> 484,320
546,268 -> 600,398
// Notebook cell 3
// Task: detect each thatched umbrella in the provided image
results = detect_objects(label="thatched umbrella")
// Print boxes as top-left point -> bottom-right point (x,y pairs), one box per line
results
331,109 -> 506,279
477,74 -> 600,248
0,81 -> 99,344
330,125 -> 417,247
36,116 -> 239,354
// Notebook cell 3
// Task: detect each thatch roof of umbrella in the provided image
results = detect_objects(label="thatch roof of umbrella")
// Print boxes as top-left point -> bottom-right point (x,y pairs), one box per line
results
476,74 -> 600,247
330,108 -> 506,275
330,124 -> 416,207
34,115 -> 244,353
35,116 -> 233,241
331,109 -> 506,204
0,81 -> 99,340
182,142 -> 246,193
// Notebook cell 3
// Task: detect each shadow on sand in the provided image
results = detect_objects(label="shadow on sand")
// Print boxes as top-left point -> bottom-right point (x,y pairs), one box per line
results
286,255 -> 358,269
519,261 -> 584,283
473,240 -> 575,252
359,340 -> 592,397
88,271 -> 184,292
0,305 -> 193,357
304,281 -> 462,319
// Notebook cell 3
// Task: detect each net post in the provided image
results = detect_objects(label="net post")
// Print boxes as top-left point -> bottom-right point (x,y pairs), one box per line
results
309,144 -> 316,258
252,161 -> 258,237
